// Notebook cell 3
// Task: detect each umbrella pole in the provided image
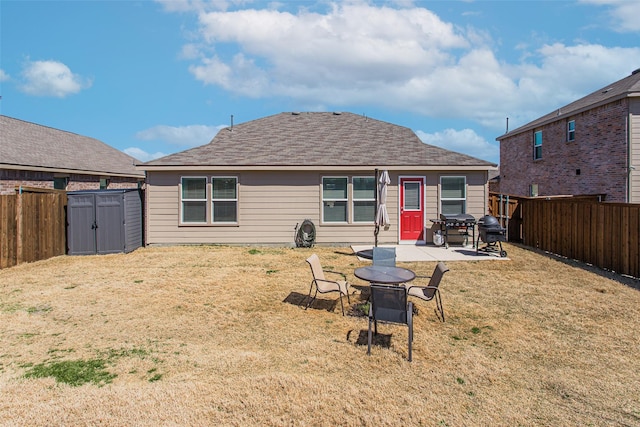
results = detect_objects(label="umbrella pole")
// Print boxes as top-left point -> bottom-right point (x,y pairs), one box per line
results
374,168 -> 379,247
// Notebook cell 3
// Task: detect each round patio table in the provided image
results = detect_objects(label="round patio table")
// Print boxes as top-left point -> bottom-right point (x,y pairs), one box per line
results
354,265 -> 416,285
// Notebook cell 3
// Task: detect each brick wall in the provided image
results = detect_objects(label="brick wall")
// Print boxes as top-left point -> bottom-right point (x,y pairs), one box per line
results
499,99 -> 630,202
0,169 -> 141,195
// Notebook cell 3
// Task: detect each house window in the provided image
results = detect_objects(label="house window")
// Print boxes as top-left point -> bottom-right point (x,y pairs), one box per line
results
440,176 -> 466,215
533,130 -> 542,160
212,177 -> 237,223
352,176 -> 375,223
181,177 -> 207,223
53,176 -> 68,190
100,178 -> 110,189
322,177 -> 348,222
567,120 -> 575,142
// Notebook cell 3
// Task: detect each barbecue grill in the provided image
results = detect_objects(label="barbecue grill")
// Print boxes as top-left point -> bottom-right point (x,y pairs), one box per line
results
476,215 -> 507,257
430,214 -> 476,249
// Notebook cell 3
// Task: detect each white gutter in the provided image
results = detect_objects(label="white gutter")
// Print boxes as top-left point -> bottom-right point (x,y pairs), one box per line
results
139,164 -> 498,172
1,163 -> 144,178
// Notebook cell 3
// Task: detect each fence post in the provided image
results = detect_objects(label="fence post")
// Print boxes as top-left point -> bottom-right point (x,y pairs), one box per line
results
16,190 -> 23,264
505,195 -> 510,241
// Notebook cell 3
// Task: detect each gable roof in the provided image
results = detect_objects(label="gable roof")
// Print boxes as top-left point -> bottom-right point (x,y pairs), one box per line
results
143,112 -> 495,171
0,115 -> 143,178
498,68 -> 640,139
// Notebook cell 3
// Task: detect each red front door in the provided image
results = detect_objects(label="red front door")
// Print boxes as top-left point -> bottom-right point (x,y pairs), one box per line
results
400,177 -> 424,241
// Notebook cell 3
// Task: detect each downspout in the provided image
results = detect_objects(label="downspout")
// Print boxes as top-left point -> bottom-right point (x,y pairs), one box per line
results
374,168 -> 379,247
626,113 -> 631,203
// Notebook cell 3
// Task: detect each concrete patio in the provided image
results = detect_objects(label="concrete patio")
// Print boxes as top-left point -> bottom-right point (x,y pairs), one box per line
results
351,243 -> 510,262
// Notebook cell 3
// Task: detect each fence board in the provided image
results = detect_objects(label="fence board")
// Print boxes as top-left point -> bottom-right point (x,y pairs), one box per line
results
0,195 -> 18,268
0,192 -> 67,269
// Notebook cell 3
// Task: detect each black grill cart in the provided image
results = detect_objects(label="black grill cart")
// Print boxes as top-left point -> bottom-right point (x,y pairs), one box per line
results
476,215 -> 507,257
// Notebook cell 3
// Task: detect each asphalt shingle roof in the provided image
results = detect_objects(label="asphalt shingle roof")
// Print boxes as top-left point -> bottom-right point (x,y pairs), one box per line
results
0,115 -> 143,177
143,112 -> 495,168
500,68 -> 640,138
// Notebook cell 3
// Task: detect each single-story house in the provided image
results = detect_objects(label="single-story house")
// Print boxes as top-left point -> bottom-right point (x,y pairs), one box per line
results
0,115 -> 144,195
140,112 -> 497,246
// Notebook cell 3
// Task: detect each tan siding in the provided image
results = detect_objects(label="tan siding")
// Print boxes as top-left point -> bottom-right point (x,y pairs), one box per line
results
631,99 -> 640,203
146,170 -> 489,245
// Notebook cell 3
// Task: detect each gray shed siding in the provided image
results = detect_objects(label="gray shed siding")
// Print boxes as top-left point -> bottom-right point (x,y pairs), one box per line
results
145,170 -> 489,246
67,189 -> 142,255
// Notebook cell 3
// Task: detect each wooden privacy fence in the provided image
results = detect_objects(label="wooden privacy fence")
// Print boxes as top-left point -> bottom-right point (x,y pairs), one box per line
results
488,193 -> 606,243
0,191 -> 67,269
522,199 -> 640,279
488,193 -> 524,242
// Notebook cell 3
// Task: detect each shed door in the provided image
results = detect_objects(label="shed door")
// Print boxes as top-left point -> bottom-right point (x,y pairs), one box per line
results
67,194 -> 97,255
95,194 -> 124,254
399,177 -> 425,242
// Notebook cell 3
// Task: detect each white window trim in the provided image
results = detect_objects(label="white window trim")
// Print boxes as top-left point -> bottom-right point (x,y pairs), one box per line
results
567,120 -> 575,142
534,130 -> 543,160
352,176 -> 376,223
439,176 -> 467,215
322,176 -> 349,224
180,176 -> 208,225
211,176 -> 238,224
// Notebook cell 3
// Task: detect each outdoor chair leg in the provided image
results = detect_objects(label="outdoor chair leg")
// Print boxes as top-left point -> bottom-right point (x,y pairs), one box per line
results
305,283 -> 317,311
367,316 -> 373,356
338,294 -> 345,316
408,302 -> 413,362
435,290 -> 445,322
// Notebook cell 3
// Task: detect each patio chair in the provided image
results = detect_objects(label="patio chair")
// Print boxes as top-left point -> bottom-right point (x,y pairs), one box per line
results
368,283 -> 414,361
305,254 -> 351,315
405,262 -> 449,322
372,247 -> 396,267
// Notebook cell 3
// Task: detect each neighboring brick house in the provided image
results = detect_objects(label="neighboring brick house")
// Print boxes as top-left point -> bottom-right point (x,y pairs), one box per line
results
496,69 -> 640,203
0,115 -> 144,195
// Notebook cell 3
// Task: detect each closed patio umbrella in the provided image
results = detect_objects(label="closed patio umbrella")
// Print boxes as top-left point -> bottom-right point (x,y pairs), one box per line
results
374,170 -> 390,246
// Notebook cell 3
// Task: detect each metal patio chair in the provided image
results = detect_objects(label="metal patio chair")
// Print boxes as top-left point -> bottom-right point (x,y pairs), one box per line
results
368,283 -> 414,361
405,262 -> 449,322
372,247 -> 396,267
305,254 -> 351,315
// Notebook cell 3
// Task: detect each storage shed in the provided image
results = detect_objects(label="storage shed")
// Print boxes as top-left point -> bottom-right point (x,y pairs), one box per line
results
67,189 -> 143,255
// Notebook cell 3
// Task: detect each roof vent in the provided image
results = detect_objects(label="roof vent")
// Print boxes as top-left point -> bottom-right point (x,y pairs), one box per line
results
602,87 -> 612,94
291,112 -> 300,115
632,68 -> 640,75
333,111 -> 342,115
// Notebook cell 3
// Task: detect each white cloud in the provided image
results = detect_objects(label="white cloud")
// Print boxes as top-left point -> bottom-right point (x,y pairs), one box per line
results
190,4 -> 468,96
580,0 -> 640,32
155,0 -> 246,13
123,147 -> 168,162
19,60 -> 92,98
171,2 -> 638,132
135,124 -> 222,147
416,128 -> 498,163
0,69 -> 9,81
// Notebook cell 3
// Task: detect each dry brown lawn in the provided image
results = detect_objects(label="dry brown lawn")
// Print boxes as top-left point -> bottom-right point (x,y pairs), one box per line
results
0,243 -> 639,426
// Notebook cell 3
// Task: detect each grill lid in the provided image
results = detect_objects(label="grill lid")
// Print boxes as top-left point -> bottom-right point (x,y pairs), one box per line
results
478,215 -> 500,228
439,213 -> 476,223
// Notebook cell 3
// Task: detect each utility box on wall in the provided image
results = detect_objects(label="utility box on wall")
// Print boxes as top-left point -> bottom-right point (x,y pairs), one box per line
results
67,189 -> 142,255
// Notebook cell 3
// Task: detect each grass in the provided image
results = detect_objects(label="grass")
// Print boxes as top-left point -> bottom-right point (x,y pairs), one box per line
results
0,243 -> 639,426
23,359 -> 116,387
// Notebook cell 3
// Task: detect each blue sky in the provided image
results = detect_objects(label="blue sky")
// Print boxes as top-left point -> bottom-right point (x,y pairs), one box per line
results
1,0 -> 639,165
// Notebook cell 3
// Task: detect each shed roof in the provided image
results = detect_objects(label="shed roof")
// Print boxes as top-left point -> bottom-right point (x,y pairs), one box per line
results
142,112 -> 495,170
498,68 -> 640,139
0,115 -> 144,178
